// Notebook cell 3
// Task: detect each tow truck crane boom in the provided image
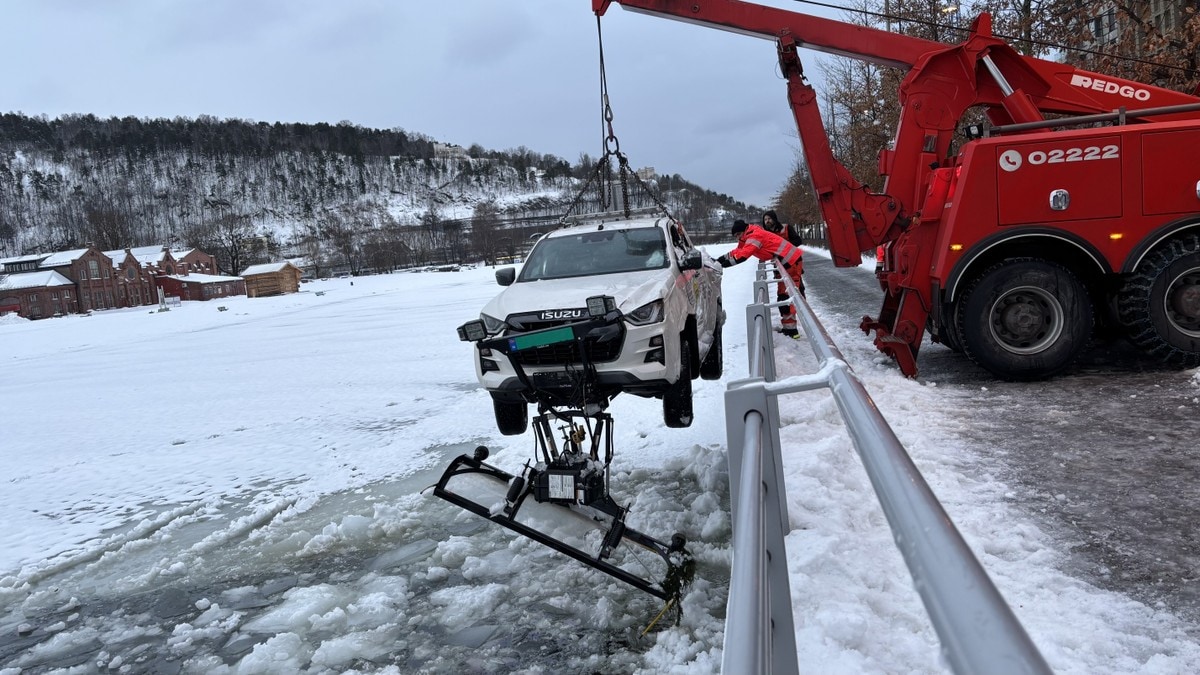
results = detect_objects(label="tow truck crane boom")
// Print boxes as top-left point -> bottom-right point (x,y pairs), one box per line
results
594,0 -> 1200,380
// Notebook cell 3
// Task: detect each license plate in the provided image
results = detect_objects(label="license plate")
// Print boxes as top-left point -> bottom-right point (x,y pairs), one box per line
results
508,326 -> 574,351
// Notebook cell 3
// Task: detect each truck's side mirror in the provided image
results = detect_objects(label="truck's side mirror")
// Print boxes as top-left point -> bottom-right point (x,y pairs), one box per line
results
678,249 -> 703,271
496,267 -> 516,286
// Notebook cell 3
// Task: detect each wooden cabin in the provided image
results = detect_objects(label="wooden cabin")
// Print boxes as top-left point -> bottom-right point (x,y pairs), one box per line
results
241,262 -> 303,298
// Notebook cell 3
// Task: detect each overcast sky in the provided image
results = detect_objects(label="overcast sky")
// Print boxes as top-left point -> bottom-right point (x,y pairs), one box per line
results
0,0 -> 849,209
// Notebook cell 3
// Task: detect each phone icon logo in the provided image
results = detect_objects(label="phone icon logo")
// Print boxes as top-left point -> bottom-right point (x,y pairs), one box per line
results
999,150 -> 1022,172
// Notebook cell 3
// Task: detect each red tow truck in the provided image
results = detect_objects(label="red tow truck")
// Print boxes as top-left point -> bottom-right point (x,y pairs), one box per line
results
594,0 -> 1200,379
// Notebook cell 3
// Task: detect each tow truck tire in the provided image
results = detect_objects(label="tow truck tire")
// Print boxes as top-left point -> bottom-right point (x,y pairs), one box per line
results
939,300 -> 965,353
1117,233 -> 1200,368
699,324 -> 723,380
958,259 -> 1092,380
491,395 -> 528,436
663,336 -> 694,428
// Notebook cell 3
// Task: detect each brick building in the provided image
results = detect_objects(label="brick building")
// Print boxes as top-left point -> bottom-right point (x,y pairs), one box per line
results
39,248 -> 128,312
173,248 -> 220,275
157,273 -> 246,302
106,249 -> 160,309
0,270 -> 77,318
0,243 -> 237,319
117,245 -> 181,277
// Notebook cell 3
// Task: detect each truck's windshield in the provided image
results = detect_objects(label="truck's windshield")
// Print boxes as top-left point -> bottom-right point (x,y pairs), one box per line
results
519,228 -> 668,281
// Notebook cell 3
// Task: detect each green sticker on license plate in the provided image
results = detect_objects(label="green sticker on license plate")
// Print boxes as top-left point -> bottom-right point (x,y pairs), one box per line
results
509,326 -> 574,351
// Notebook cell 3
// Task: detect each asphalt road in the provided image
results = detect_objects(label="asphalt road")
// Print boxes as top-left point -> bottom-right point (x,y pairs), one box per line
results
804,254 -> 1200,624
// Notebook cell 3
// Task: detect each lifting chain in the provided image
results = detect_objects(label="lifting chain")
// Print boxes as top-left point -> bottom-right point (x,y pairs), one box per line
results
557,17 -> 676,226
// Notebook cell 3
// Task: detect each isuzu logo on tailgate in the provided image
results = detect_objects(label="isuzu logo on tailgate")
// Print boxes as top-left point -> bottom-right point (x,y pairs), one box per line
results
540,309 -> 584,320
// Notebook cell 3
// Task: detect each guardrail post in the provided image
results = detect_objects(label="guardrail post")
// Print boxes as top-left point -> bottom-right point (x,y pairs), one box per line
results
720,374 -> 796,667
724,375 -> 798,675
724,376 -> 759,518
748,283 -> 777,382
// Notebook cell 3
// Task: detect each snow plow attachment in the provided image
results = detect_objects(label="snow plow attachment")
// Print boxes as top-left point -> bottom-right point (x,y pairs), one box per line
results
431,412 -> 693,602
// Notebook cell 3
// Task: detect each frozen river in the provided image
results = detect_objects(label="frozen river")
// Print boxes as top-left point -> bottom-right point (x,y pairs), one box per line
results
3,255 -> 1199,673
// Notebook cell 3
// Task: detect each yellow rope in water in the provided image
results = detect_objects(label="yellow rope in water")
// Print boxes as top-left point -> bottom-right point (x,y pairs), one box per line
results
641,598 -> 675,637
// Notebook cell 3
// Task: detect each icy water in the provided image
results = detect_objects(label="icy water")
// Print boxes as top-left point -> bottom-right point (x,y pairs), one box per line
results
0,442 -> 731,673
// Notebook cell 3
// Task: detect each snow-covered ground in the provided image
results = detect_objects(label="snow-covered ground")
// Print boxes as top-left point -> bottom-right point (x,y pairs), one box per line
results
2,248 -> 1199,673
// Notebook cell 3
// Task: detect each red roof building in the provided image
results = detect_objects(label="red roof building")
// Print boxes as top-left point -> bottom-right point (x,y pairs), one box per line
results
0,270 -> 78,318
157,273 -> 246,302
0,243 -> 230,319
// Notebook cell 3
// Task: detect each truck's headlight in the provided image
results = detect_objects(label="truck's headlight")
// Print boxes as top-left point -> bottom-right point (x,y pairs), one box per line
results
625,300 -> 664,326
480,313 -> 507,335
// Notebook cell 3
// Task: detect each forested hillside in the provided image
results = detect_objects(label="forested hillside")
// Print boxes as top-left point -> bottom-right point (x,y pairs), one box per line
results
0,113 -> 752,275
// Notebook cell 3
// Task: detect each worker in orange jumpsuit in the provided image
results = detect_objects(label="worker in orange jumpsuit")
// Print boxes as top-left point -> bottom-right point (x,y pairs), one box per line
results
761,209 -> 806,327
717,219 -> 805,337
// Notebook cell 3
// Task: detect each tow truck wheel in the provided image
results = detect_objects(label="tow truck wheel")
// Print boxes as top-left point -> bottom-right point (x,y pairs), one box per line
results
491,394 -> 529,436
699,324 -> 723,380
939,300 -> 965,353
663,336 -> 694,428
1118,233 -> 1200,367
958,259 -> 1092,380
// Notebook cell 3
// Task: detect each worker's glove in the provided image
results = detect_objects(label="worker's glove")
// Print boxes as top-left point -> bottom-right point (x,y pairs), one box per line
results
717,254 -> 735,268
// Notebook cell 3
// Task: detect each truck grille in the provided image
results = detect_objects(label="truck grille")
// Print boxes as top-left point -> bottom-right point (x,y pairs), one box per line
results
506,313 -> 624,366
511,334 -> 624,366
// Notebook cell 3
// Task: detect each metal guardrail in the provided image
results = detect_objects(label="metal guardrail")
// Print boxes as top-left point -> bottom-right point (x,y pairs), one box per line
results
721,261 -> 1053,675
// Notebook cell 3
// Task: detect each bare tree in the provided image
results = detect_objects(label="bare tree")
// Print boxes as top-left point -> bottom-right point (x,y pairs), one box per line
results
81,198 -> 134,251
470,199 -> 502,265
241,232 -> 279,267
321,213 -> 360,274
819,55 -> 895,192
774,160 -> 822,238
0,214 -> 14,254
441,220 -> 466,264
417,206 -> 445,264
197,211 -> 257,275
299,233 -> 331,279
362,226 -> 411,273
1053,1 -> 1199,93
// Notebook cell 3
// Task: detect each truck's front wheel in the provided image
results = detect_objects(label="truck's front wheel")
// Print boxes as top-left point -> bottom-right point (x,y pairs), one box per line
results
958,259 -> 1092,380
663,336 -> 694,428
699,324 -> 724,380
1117,233 -> 1200,368
491,395 -> 528,436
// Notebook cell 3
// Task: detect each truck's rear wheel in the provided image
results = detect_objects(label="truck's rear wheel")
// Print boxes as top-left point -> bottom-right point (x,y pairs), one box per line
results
663,336 -> 694,428
1117,233 -> 1200,367
958,259 -> 1092,380
491,395 -> 528,436
938,300 -> 965,353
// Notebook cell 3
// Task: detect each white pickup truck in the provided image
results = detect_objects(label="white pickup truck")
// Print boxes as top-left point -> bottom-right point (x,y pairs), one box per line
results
459,217 -> 725,435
